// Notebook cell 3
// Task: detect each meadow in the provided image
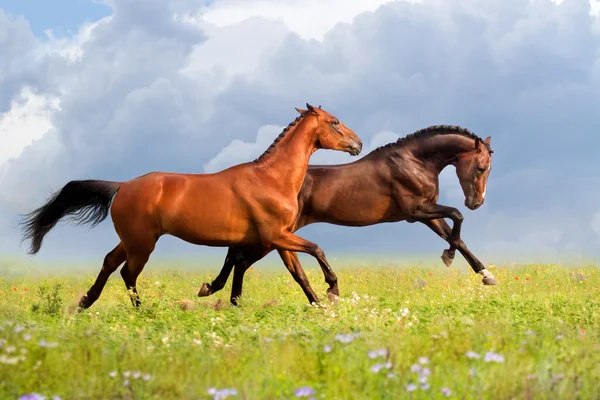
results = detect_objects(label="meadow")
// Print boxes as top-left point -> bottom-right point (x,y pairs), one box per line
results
1,261 -> 599,399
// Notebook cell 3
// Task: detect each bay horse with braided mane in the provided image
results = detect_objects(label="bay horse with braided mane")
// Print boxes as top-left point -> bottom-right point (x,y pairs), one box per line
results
198,125 -> 496,305
20,104 -> 363,309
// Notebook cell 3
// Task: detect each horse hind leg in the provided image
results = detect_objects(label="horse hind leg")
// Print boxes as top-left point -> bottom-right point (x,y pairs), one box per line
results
116,227 -> 159,308
78,243 -> 126,309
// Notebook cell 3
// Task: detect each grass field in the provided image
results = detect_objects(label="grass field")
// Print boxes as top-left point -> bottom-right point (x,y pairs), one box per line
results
1,262 -> 599,399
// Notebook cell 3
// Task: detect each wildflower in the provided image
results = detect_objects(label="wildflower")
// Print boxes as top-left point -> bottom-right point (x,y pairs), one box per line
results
52,397 -> 61,400
323,344 -> 332,353
527,374 -> 537,380
18,394 -> 45,400
23,333 -> 32,341
161,337 -> 169,344
410,364 -> 421,373
401,308 -> 410,317
418,375 -> 428,384
524,329 -> 535,336
418,356 -> 429,365
109,371 -> 117,378
132,371 -> 141,379
193,338 -> 202,345
143,373 -> 151,381
123,371 -> 131,378
123,379 -> 130,387
387,373 -> 396,378
368,348 -> 387,359
483,352 -> 504,363
556,334 -> 564,340
421,383 -> 430,391
420,367 -> 431,377
525,277 -> 530,281
13,287 -> 17,291
470,367 -> 477,377
24,288 -> 28,291
5,346 -> 16,353
441,387 -> 451,397
294,387 -> 315,397
155,281 -> 160,286
371,364 -> 383,373
428,272 -> 433,277
14,325 -> 25,333
38,340 -> 58,348
465,351 -> 480,359
334,333 -> 359,343
406,383 -> 417,392
207,388 -> 238,399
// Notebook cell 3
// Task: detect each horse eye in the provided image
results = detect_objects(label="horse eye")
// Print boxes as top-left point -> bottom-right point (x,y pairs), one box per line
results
333,119 -> 340,125
477,167 -> 486,173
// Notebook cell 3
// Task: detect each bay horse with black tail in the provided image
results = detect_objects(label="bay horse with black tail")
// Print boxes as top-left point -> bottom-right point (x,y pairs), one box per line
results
199,125 -> 496,305
20,104 -> 363,308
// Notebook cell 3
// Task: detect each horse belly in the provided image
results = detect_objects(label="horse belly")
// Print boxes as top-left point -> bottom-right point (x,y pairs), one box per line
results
159,183 -> 258,246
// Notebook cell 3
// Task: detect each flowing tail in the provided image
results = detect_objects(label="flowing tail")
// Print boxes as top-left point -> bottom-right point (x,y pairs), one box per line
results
21,180 -> 121,255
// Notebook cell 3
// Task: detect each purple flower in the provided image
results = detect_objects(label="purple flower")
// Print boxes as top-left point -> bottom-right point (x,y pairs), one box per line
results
421,383 -> 430,391
323,344 -> 332,353
387,373 -> 396,378
143,373 -> 151,381
420,367 -> 431,377
418,375 -> 428,384
441,387 -> 451,397
208,388 -> 238,399
19,394 -> 46,400
418,357 -> 429,365
410,364 -> 421,373
334,333 -> 360,343
38,340 -> 57,348
14,325 -> 25,334
294,387 -> 315,397
406,383 -> 417,392
465,351 -> 480,359
368,348 -> 387,359
470,367 -> 477,377
483,352 -> 504,363
370,364 -> 383,373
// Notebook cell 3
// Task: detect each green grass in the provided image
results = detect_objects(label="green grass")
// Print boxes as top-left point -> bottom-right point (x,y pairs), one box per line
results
1,263 -> 599,399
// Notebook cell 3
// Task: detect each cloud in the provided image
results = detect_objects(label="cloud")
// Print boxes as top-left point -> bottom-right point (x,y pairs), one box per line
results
1,0 -> 600,262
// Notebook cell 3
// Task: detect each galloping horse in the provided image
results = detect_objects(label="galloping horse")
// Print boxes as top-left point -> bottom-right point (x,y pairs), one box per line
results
198,125 -> 496,305
21,104 -> 363,308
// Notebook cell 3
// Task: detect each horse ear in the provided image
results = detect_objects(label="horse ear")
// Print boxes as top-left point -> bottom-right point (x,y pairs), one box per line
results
484,136 -> 491,145
306,103 -> 318,115
295,107 -> 307,114
475,137 -> 483,150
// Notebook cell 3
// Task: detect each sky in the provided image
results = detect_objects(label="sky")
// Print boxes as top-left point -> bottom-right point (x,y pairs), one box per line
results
1,0 -> 600,268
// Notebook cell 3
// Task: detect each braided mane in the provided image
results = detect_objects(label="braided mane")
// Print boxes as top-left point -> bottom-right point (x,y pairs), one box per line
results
254,111 -> 310,162
373,125 -> 493,153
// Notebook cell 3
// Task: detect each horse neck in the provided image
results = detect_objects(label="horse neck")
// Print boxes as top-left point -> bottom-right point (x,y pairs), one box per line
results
257,118 -> 317,192
410,134 -> 477,173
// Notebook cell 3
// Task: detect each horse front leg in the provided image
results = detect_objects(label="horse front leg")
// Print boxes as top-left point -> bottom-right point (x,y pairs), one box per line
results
421,219 -> 499,285
198,247 -> 241,297
411,202 -> 464,248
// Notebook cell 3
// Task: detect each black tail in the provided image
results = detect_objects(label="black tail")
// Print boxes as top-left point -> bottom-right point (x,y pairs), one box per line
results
21,180 -> 121,255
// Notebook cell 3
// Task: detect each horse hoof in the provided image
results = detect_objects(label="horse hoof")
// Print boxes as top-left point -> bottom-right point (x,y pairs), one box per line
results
441,250 -> 454,267
327,292 -> 339,303
482,276 -> 499,285
197,283 -> 213,297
